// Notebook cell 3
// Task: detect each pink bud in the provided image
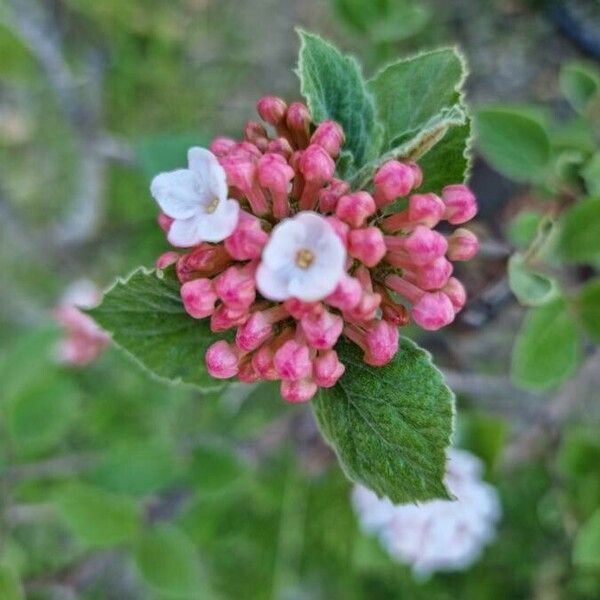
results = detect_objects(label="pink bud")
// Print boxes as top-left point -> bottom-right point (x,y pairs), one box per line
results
318,179 -> 350,213
442,277 -> 467,312
283,298 -> 320,320
405,256 -> 453,291
442,184 -> 477,224
385,226 -> 448,267
384,274 -> 423,304
257,153 -> 294,219
382,193 -> 445,232
373,160 -> 415,208
447,228 -> 479,261
252,344 -> 279,380
286,102 -> 312,148
54,306 -> 109,366
256,96 -> 287,126
313,350 -> 345,388
214,265 -> 256,310
408,162 -> 423,188
412,292 -> 455,330
209,136 -> 236,157
180,278 -> 218,319
158,212 -> 173,233
224,212 -> 268,260
235,305 -> 288,352
310,120 -> 344,157
381,303 -> 410,327
244,121 -> 269,151
298,144 -> 336,209
238,359 -> 260,383
326,274 -> 362,311
156,251 -> 179,270
326,216 -> 350,246
273,340 -> 312,381
176,244 -> 231,283
345,290 -> 381,322
210,304 -> 249,332
300,309 -> 343,350
205,340 -> 240,378
280,378 -> 318,403
226,141 -> 262,160
267,137 -> 294,159
220,154 -> 269,216
364,320 -> 399,366
335,191 -> 376,228
348,227 -> 386,267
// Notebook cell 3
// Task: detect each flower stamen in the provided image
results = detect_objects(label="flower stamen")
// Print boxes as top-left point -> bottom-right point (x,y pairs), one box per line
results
205,196 -> 220,214
296,248 -> 314,269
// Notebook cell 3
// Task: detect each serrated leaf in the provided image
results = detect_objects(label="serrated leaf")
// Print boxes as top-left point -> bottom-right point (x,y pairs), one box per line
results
55,483 -> 141,548
135,524 -> 204,599
476,106 -> 551,182
574,278 -> 600,344
312,336 -> 454,504
557,197 -> 600,263
559,61 -> 600,114
511,298 -> 581,390
89,266 -> 224,389
0,565 -> 24,600
297,30 -> 379,170
508,253 -> 559,307
574,509 -> 600,570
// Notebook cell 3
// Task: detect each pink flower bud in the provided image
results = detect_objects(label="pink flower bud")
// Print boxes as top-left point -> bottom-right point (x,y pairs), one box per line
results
326,274 -> 362,311
412,292 -> 455,330
442,277 -> 467,312
385,226 -> 448,267
348,227 -> 386,267
318,179 -> 350,213
235,304 -> 287,352
335,191 -> 376,228
381,303 -> 410,327
210,304 -> 249,332
205,340 -> 240,378
176,245 -> 231,283
266,137 -> 294,159
252,344 -> 279,380
273,340 -> 312,381
158,212 -> 174,233
257,153 -> 294,219
214,265 -> 256,310
226,141 -> 262,159
382,193 -> 445,232
313,350 -> 345,388
447,228 -> 479,261
220,154 -> 269,216
286,102 -> 312,148
224,212 -> 268,260
256,96 -> 287,126
209,136 -> 236,157
364,320 -> 399,366
442,184 -> 477,224
326,216 -> 350,246
283,298 -> 319,320
300,309 -> 343,350
385,274 -> 424,304
373,160 -> 415,208
298,144 -> 336,209
280,378 -> 318,403
345,290 -> 381,322
405,256 -> 453,291
310,120 -> 344,157
408,162 -> 423,188
238,359 -> 260,383
180,278 -> 218,319
156,251 -> 179,270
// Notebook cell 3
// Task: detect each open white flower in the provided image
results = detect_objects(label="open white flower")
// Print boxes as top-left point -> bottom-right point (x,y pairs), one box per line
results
256,211 -> 346,302
150,147 -> 239,247
352,448 -> 501,577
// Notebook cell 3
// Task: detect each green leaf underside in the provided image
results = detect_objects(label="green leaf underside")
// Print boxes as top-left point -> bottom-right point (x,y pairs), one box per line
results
89,266 -> 225,389
297,30 -> 379,170
312,336 -> 454,504
508,253 -> 559,307
559,61 -> 600,114
511,298 -> 581,390
557,197 -> 600,263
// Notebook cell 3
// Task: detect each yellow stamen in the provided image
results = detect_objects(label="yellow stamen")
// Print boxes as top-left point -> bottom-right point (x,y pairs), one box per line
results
296,248 -> 314,269
205,197 -> 219,214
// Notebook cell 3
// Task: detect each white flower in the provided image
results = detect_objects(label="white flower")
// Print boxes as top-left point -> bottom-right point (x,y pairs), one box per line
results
352,448 -> 501,577
150,147 -> 239,247
256,211 -> 346,302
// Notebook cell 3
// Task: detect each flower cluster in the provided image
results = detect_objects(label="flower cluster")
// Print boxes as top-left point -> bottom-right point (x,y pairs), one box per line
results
151,96 -> 479,402
352,449 -> 501,576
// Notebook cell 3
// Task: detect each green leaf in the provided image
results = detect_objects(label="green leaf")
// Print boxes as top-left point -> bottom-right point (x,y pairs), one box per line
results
582,153 -> 600,197
0,565 -> 24,600
557,197 -> 600,263
507,253 -> 559,307
574,510 -> 600,570
297,30 -> 379,170
476,106 -> 551,182
574,278 -> 600,344
312,336 -> 454,503
188,442 -> 245,493
507,210 -> 543,248
89,266 -> 224,389
456,412 -> 507,477
368,47 -> 465,149
559,61 -> 600,114
55,483 -> 141,548
511,298 -> 581,390
135,524 -> 204,598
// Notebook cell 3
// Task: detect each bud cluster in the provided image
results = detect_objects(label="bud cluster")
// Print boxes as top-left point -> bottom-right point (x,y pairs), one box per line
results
152,95 -> 479,402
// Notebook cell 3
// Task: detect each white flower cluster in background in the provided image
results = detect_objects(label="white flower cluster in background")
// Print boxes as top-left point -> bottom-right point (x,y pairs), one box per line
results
352,448 -> 501,577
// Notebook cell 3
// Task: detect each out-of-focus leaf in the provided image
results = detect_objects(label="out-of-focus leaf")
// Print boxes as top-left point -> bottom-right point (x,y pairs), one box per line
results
476,107 -> 551,182
511,298 -> 581,390
134,524 -> 204,599
457,412 -> 507,476
88,266 -> 226,390
559,61 -> 600,114
188,443 -> 245,493
557,197 -> 600,263
313,337 -> 454,503
0,565 -> 24,600
507,210 -> 543,249
507,253 -> 559,307
55,483 -> 141,548
582,153 -> 600,196
574,510 -> 600,570
574,278 -> 600,344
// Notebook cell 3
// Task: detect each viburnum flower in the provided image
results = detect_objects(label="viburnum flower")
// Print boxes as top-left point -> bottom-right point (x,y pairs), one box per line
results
352,448 -> 501,577
151,95 -> 479,402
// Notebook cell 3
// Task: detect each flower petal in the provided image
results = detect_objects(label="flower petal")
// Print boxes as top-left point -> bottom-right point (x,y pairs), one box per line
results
188,147 -> 228,204
256,263 -> 291,301
287,267 -> 340,301
196,198 -> 240,243
150,169 -> 200,220
261,218 -> 306,270
167,215 -> 205,247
